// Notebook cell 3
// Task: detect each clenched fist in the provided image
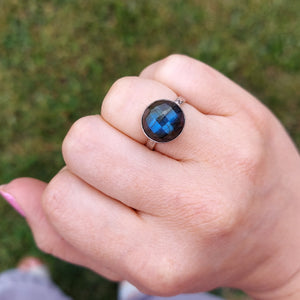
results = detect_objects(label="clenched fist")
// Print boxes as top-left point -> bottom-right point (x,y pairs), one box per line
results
1,55 -> 300,300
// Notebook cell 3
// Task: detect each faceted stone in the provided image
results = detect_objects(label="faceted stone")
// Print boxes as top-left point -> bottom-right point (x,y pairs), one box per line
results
141,99 -> 185,143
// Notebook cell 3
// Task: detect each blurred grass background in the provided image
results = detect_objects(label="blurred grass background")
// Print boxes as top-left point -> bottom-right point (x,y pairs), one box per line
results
0,0 -> 299,299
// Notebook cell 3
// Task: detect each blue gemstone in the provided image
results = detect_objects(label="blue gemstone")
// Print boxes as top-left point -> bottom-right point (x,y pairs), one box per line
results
142,100 -> 185,143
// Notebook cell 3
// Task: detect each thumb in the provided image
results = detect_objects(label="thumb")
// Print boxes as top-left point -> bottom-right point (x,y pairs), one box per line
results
0,177 -> 122,280
0,177 -> 46,218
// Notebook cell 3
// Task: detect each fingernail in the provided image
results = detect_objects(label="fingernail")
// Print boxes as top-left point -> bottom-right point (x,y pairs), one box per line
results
0,187 -> 25,217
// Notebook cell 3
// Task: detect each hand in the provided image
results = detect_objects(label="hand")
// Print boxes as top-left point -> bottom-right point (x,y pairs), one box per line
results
2,55 -> 300,299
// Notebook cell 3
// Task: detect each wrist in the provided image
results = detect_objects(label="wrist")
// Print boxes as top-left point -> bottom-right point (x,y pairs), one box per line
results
240,160 -> 300,299
244,190 -> 300,300
249,124 -> 300,300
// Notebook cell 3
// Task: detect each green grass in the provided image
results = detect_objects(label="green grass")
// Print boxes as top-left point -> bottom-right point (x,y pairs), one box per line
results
0,0 -> 299,299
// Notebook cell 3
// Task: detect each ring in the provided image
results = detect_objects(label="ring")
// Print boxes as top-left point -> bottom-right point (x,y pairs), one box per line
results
141,97 -> 185,150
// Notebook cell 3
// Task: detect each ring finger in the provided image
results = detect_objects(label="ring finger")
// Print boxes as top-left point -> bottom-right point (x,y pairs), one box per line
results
101,76 -> 214,160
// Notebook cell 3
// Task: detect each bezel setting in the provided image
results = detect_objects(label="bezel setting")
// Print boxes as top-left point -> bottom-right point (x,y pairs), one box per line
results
141,99 -> 185,143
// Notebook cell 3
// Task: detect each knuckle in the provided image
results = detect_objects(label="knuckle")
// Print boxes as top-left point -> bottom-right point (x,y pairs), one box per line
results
138,256 -> 184,296
223,124 -> 266,180
155,54 -> 188,78
168,187 -> 242,237
188,196 -> 240,237
62,116 -> 95,162
203,200 -> 241,237
42,173 -> 69,223
101,76 -> 138,119
246,102 -> 273,135
155,54 -> 213,82
163,54 -> 190,66
163,53 -> 187,64
108,76 -> 138,95
234,135 -> 265,178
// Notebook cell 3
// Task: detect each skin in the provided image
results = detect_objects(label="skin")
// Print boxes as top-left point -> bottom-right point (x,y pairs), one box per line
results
1,54 -> 300,299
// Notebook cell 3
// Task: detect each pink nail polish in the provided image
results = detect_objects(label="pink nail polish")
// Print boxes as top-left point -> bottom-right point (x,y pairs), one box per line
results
0,189 -> 25,217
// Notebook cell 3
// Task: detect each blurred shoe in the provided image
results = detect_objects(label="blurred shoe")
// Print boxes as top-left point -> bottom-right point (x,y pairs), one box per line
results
118,281 -> 146,300
17,256 -> 50,280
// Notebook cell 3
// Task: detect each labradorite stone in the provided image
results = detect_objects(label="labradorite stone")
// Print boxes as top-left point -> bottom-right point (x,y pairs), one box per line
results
142,99 -> 185,143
